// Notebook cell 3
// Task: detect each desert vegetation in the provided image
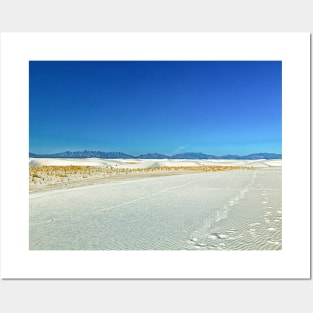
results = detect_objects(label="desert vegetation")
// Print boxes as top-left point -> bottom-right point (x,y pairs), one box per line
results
29,164 -> 254,192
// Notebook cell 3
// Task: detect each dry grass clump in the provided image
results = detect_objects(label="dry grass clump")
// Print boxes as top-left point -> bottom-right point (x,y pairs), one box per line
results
152,165 -> 254,172
30,166 -> 93,178
29,165 -> 254,192
30,164 -> 254,181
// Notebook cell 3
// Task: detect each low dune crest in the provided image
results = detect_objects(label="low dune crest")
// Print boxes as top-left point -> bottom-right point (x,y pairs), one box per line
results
29,163 -> 256,193
29,158 -> 281,193
29,157 -> 281,168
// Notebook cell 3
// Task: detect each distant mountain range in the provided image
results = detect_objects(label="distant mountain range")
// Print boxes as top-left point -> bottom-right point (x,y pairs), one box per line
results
29,151 -> 282,160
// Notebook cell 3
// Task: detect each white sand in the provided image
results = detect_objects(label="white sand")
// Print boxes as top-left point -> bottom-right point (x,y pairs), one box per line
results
29,158 -> 281,193
30,157 -> 281,169
29,159 -> 282,250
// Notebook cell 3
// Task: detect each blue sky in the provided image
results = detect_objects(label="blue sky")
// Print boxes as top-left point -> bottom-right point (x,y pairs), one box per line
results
29,61 -> 282,155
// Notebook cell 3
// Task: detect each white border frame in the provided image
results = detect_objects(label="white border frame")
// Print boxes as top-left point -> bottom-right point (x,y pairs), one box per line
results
0,33 -> 310,279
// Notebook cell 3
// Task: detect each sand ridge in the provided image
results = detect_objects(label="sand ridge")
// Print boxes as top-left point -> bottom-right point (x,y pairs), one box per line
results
29,157 -> 282,169
29,163 -> 256,193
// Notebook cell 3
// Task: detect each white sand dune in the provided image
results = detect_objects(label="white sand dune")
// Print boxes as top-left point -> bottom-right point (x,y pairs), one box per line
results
29,158 -> 119,168
29,160 -> 282,251
29,157 -> 282,169
29,158 -> 281,193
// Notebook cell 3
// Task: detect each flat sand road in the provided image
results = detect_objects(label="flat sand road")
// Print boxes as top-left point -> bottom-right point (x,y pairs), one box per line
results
29,168 -> 281,250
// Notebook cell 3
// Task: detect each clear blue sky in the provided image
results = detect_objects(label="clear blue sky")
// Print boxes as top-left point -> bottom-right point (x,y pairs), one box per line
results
29,61 -> 282,156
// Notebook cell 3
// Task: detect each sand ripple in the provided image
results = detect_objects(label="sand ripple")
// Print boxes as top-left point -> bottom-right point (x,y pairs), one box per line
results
187,169 -> 281,250
30,167 -> 281,250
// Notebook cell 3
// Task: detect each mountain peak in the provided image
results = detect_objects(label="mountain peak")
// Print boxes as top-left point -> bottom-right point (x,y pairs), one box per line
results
29,151 -> 282,160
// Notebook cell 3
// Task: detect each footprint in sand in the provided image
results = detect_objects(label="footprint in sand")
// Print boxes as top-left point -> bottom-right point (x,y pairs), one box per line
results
226,229 -> 238,234
268,240 -> 280,245
209,244 -> 224,250
214,233 -> 229,239
190,237 -> 199,243
208,234 -> 219,240
249,222 -> 261,227
196,242 -> 207,247
46,218 -> 56,223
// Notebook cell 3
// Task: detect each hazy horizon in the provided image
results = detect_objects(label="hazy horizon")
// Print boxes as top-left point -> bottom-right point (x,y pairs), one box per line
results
29,61 -> 282,155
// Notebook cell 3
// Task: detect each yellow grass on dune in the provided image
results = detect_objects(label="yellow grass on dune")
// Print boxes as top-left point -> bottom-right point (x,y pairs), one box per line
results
30,165 -> 254,179
29,165 -> 255,192
151,165 -> 255,172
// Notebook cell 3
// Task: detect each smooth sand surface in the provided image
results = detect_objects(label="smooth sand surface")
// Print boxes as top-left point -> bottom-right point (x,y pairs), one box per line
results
29,160 -> 282,250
